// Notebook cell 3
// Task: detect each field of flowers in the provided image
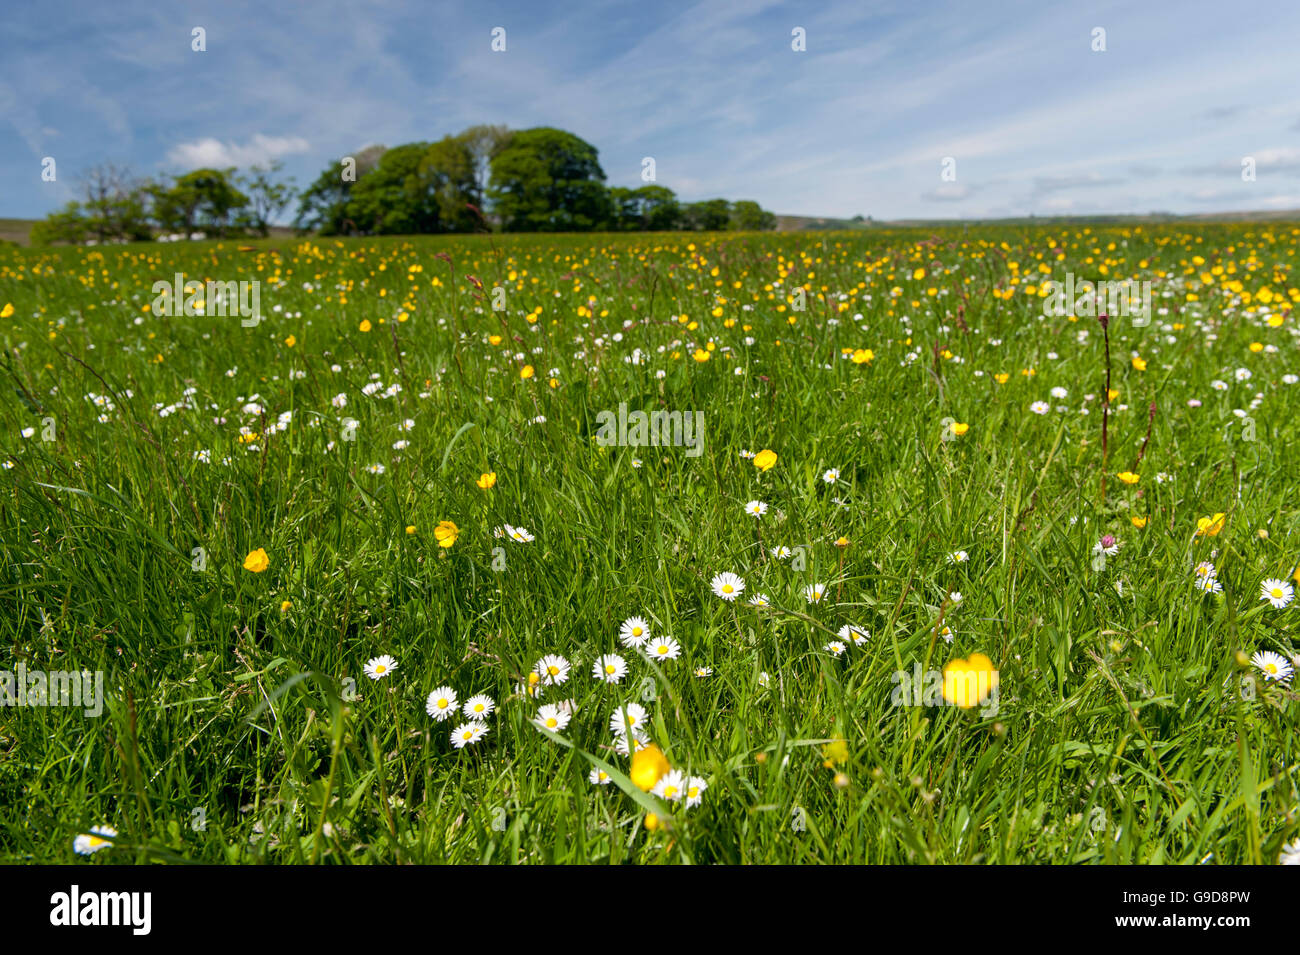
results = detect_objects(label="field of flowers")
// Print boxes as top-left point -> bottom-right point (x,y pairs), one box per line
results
1,223 -> 1298,864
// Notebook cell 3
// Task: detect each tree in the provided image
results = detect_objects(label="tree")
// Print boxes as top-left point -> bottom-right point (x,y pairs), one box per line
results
156,168 -> 248,238
607,184 -> 681,231
634,185 -> 682,231
416,136 -> 480,232
347,141 -> 475,235
729,200 -> 776,231
77,163 -> 151,242
488,128 -> 611,232
29,202 -> 90,246
238,161 -> 296,236
682,199 -> 731,231
456,124 -> 513,211
294,146 -> 386,235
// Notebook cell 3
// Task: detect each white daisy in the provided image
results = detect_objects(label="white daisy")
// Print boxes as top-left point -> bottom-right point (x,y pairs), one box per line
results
425,686 -> 459,720
451,721 -> 489,748
462,694 -> 495,719
1252,650 -> 1294,682
804,582 -> 827,604
1280,839 -> 1300,865
648,636 -> 682,660
824,640 -> 847,656
745,499 -> 768,518
822,468 -> 840,483
593,654 -> 628,684
748,592 -> 770,607
838,624 -> 869,646
589,767 -> 613,785
534,703 -> 571,732
653,769 -> 687,801
619,616 -> 651,647
536,654 -> 571,685
363,655 -> 397,680
1260,578 -> 1294,609
948,550 -> 969,564
1030,400 -> 1050,415
770,546 -> 792,559
684,776 -> 708,808
505,523 -> 535,543
610,702 -> 649,737
73,825 -> 117,855
711,571 -> 745,601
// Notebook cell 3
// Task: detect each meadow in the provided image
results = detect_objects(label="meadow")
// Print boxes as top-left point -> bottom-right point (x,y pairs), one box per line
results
0,223 -> 1297,864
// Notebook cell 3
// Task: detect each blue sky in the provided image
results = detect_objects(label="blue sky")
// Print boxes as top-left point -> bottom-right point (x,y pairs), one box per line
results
4,0 -> 1300,222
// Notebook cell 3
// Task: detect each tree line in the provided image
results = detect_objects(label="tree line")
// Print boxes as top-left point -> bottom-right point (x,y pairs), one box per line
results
31,126 -> 776,245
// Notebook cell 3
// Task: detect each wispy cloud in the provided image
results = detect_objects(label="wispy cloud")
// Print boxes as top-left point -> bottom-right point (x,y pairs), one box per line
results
166,134 -> 312,170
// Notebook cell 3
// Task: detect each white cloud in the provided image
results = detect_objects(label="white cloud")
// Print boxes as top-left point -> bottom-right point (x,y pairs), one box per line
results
166,134 -> 311,170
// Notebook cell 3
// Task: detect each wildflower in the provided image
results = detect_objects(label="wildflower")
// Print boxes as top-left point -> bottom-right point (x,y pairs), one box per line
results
949,550 -> 969,564
752,448 -> 778,471
73,826 -> 117,856
462,695 -> 495,719
243,548 -> 270,573
824,640 -> 847,656
451,722 -> 489,748
593,654 -> 628,684
942,653 -> 999,708
505,524 -> 535,543
653,770 -> 687,801
536,654 -> 571,685
433,520 -> 459,548
520,365 -> 535,379
648,636 -> 681,660
838,624 -> 869,646
425,686 -> 458,721
748,592 -> 770,607
364,655 -> 397,680
711,572 -> 745,601
822,468 -> 840,483
804,582 -> 827,604
611,702 -> 649,737
630,743 -> 671,791
1260,578 -> 1294,609
684,776 -> 708,808
476,472 -> 497,489
950,422 -> 970,436
1093,535 -> 1121,557
1116,471 -> 1139,485
1196,513 -> 1226,536
1251,650 -> 1293,682
589,767 -> 612,785
619,616 -> 651,647
745,500 -> 768,518
534,703 -> 571,732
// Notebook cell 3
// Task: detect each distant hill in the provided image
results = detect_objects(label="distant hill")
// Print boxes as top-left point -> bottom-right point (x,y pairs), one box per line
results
775,210 -> 1300,230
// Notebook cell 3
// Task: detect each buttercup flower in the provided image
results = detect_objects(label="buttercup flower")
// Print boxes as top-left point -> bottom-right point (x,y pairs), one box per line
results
243,548 -> 269,573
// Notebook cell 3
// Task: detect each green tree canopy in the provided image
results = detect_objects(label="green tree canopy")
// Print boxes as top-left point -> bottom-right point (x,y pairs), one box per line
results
488,128 -> 611,232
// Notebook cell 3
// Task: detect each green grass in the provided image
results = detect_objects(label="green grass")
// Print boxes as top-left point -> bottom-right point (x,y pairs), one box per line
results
0,224 -> 1297,864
